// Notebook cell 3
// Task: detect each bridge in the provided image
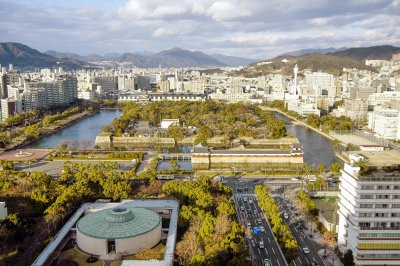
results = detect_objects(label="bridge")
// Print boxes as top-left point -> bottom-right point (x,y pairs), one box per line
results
158,153 -> 192,160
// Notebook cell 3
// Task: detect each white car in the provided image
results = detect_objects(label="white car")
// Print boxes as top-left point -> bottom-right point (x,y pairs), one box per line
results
283,213 -> 289,219
260,226 -> 265,232
249,199 -> 254,204
243,197 -> 248,202
263,258 -> 272,266
303,247 -> 310,254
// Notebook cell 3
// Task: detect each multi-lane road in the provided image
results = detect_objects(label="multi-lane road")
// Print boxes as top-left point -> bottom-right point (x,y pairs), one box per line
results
225,178 -> 287,266
272,187 -> 326,266
224,177 -> 336,266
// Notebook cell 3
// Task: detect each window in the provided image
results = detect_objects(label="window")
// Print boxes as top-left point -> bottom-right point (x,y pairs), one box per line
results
377,185 -> 390,190
360,204 -> 373,208
375,213 -> 388,217
361,195 -> 374,199
393,195 -> 400,199
359,222 -> 371,227
359,232 -> 400,238
375,204 -> 388,208
392,204 -> 400,208
392,213 -> 400,217
361,185 -> 374,190
359,213 -> 373,217
394,186 -> 399,189
376,195 -> 389,199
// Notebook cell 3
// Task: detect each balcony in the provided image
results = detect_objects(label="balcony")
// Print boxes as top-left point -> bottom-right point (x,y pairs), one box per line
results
360,226 -> 400,231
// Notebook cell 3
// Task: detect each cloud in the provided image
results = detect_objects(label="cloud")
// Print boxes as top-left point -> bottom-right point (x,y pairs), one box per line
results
0,0 -> 399,59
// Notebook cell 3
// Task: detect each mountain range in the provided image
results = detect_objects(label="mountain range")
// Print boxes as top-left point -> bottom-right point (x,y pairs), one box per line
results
1,42 -> 400,71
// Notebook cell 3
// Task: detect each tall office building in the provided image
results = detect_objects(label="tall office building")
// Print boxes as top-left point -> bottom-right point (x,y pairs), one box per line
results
0,74 -> 9,99
368,109 -> 400,140
338,162 -> 400,265
305,72 -> 335,96
230,77 -> 243,94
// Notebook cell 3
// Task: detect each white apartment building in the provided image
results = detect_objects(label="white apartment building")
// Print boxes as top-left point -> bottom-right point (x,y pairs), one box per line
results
305,72 -> 335,97
338,162 -> 400,265
118,91 -> 206,102
78,90 -> 96,101
368,109 -> 400,140
286,100 -> 321,117
368,92 -> 400,106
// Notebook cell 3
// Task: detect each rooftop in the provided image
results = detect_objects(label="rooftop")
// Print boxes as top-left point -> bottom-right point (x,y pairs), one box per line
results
77,207 -> 161,239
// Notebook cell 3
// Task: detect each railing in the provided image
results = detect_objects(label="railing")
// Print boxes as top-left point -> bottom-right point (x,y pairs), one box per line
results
360,226 -> 400,231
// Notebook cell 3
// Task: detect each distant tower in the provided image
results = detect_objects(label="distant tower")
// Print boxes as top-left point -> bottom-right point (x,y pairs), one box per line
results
293,64 -> 298,94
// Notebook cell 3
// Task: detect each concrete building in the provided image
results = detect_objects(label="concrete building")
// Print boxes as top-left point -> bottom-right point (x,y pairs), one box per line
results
76,207 -> 161,256
338,162 -> 400,265
93,76 -> 118,98
287,100 -> 321,117
118,91 -> 206,102
1,98 -> 21,121
368,92 -> 400,106
0,202 -> 7,219
344,99 -> 369,121
1,74 -> 9,99
230,77 -> 244,94
368,109 -> 400,140
305,72 -> 335,96
350,86 -> 377,100
21,89 -> 47,112
160,119 -> 179,129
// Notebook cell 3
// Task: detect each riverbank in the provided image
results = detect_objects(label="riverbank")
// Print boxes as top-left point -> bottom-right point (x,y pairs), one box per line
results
261,106 -> 337,142
7,110 -> 99,151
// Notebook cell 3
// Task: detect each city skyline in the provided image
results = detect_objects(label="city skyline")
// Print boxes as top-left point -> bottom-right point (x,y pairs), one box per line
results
0,0 -> 399,59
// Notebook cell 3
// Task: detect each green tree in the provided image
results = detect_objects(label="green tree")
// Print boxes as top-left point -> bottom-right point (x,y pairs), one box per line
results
317,163 -> 326,175
169,160 -> 180,172
194,126 -> 213,145
330,162 -> 342,174
167,126 -> 184,141
306,114 -> 321,128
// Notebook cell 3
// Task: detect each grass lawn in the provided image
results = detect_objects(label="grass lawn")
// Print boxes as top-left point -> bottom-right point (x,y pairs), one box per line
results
58,247 -> 103,266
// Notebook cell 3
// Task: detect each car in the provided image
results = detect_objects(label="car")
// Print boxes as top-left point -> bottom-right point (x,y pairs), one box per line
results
257,219 -> 262,225
283,213 -> 289,219
259,240 -> 264,248
240,206 -> 245,212
303,247 -> 310,254
263,258 -> 272,266
244,187 -> 249,192
249,199 -> 254,204
243,197 -> 248,202
247,222 -> 251,227
237,188 -> 242,192
260,226 -> 265,232
253,209 -> 258,215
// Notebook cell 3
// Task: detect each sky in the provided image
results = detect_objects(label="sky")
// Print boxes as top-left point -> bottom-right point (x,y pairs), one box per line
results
0,0 -> 400,59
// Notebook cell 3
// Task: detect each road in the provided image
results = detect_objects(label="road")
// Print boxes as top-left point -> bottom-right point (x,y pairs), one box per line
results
272,186 -> 326,266
225,178 -> 287,266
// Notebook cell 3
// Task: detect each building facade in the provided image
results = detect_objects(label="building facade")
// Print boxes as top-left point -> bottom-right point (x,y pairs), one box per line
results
338,163 -> 400,265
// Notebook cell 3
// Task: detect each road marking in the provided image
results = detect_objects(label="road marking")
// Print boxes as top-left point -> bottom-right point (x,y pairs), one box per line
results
277,259 -> 281,266
300,236 -> 304,242
298,257 -> 303,264
294,227 -> 298,232
305,257 -> 310,264
264,248 -> 268,255
257,248 -> 261,254
268,237 -> 271,243
272,247 -> 276,254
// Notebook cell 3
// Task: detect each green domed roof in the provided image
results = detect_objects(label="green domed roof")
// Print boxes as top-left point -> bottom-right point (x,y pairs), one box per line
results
77,207 -> 161,239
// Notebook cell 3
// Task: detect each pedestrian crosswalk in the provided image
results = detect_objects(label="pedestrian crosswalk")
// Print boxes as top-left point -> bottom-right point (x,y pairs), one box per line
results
235,193 -> 255,198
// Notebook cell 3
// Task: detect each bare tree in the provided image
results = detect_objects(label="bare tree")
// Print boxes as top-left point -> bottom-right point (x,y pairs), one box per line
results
80,140 -> 92,150
58,140 -> 69,150
68,140 -> 79,151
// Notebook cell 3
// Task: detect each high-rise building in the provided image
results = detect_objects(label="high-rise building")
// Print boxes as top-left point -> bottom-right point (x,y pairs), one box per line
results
305,72 -> 335,96
0,74 -> 9,99
92,76 -> 118,98
230,77 -> 243,94
338,162 -> 400,265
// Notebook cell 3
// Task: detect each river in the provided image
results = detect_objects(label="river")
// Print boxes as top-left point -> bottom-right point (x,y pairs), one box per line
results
26,109 -> 338,167
26,110 -> 121,149
274,112 -> 338,168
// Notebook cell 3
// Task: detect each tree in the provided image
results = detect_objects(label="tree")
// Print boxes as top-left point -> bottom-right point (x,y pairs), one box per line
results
169,160 -> 180,172
167,126 -> 185,141
306,114 -> 321,128
330,162 -> 342,174
24,124 -> 41,140
317,163 -> 326,175
194,126 -> 213,145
